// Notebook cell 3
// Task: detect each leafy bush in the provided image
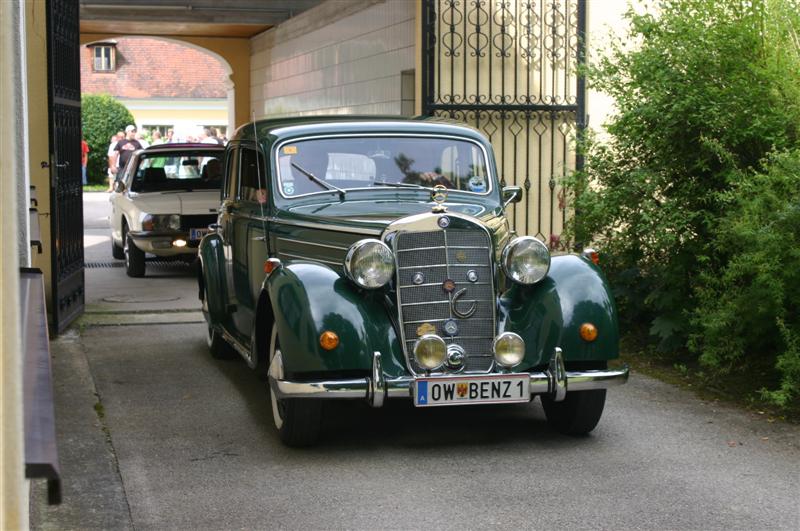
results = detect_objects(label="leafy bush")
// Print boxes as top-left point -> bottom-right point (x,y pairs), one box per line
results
565,0 -> 800,409
691,150 -> 800,408
81,94 -> 135,185
567,0 -> 800,342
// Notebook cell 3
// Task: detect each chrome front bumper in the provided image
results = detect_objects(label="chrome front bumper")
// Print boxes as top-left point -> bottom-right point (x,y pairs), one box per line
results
268,348 -> 629,408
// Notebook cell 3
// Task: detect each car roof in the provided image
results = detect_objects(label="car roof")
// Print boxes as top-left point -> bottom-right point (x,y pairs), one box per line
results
231,115 -> 488,144
141,142 -> 225,153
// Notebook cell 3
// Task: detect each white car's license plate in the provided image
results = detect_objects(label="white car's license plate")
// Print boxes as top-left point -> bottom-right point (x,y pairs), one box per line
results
414,374 -> 530,407
189,228 -> 209,240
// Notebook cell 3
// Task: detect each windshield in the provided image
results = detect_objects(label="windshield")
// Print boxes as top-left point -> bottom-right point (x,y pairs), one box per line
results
130,151 -> 224,193
276,136 -> 491,198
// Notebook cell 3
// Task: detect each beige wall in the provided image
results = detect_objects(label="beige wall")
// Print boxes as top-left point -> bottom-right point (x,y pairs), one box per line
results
1,0 -> 29,527
250,0 -> 416,117
586,0 -> 631,137
80,33 -> 251,130
28,0 -> 53,300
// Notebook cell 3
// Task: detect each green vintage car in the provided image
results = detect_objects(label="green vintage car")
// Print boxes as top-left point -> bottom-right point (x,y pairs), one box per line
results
198,116 -> 628,446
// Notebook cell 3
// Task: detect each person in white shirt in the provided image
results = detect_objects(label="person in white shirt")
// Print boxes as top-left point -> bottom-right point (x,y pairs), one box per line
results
106,131 -> 123,192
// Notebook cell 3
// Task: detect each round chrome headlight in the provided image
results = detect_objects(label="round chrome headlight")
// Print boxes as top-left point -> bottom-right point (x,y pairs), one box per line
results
493,332 -> 525,368
414,334 -> 447,370
501,236 -> 550,285
344,239 -> 394,289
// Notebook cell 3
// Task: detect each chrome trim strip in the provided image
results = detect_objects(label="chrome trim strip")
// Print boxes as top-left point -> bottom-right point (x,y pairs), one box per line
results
401,299 -> 479,307
273,133 -> 495,200
277,252 -> 341,266
404,281 -> 491,288
397,245 -> 488,253
398,263 -> 489,270
276,236 -> 350,251
403,317 -> 493,325
269,217 -> 383,236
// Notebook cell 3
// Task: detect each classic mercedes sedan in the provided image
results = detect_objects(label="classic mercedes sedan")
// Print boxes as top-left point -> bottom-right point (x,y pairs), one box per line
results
109,143 -> 224,277
198,116 -> 628,446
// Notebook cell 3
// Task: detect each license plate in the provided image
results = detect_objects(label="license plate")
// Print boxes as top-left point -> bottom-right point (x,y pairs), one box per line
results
414,374 -> 530,407
189,228 -> 209,240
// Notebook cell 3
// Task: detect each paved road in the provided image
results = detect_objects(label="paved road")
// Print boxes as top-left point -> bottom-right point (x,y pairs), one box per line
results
31,194 -> 800,530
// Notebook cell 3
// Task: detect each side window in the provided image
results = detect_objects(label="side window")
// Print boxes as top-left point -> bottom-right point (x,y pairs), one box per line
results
239,148 -> 267,203
224,148 -> 239,200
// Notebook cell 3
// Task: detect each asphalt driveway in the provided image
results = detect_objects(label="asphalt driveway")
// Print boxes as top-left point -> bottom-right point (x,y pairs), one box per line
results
30,194 -> 800,530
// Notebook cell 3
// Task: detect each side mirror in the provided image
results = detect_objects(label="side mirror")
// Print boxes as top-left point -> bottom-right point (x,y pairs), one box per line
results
113,180 -> 126,194
502,186 -> 523,207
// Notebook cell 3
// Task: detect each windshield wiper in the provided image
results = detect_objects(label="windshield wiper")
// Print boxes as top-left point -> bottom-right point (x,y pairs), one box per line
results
372,180 -> 432,190
291,162 -> 346,200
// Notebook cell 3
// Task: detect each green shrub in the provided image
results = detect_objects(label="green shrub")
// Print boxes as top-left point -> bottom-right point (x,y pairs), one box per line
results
566,0 -> 800,351
81,94 -> 135,185
691,150 -> 800,408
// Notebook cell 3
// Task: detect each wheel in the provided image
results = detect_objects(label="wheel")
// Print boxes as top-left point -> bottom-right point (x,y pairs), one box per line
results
111,237 -> 124,259
541,389 -> 607,436
202,286 -> 235,360
124,233 -> 146,277
268,323 -> 322,447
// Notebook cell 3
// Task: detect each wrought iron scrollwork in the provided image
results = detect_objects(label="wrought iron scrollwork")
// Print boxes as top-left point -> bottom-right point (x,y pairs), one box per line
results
423,0 -> 585,239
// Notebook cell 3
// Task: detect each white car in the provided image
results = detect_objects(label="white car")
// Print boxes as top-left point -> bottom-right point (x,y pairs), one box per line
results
109,143 -> 225,277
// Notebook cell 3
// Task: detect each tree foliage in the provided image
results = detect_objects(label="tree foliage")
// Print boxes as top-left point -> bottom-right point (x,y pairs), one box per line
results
565,0 -> 800,408
81,94 -> 135,184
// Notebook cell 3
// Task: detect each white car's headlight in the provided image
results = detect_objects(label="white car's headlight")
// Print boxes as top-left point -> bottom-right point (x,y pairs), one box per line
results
501,236 -> 550,285
141,214 -> 180,231
344,239 -> 394,289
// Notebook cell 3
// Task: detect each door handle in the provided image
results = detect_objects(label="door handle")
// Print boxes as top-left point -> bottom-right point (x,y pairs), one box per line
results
208,223 -> 222,231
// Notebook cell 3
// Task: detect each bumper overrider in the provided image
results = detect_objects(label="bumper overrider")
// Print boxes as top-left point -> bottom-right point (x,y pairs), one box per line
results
268,348 -> 629,408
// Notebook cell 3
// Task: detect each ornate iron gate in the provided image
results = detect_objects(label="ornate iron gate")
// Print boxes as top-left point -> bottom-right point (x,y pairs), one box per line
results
422,0 -> 586,243
46,0 -> 84,333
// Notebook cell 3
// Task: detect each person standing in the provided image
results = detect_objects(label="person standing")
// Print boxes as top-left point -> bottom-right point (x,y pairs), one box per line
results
81,138 -> 90,186
135,131 -> 150,149
111,125 -> 143,179
165,128 -> 175,144
106,131 -> 123,192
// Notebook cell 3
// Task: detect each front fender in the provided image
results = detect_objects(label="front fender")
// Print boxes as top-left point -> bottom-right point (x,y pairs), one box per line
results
499,254 -> 619,368
198,233 -> 227,324
264,261 -> 406,378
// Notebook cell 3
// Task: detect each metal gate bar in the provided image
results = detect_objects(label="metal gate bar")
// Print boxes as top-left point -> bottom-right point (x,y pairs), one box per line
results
422,0 -> 586,242
46,0 -> 84,333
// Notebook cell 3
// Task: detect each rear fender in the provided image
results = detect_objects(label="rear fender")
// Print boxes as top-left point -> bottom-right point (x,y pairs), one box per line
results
264,261 -> 405,378
499,254 -> 619,368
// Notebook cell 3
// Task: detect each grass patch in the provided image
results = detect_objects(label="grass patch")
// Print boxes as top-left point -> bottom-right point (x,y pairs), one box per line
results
620,334 -> 799,424
83,184 -> 109,192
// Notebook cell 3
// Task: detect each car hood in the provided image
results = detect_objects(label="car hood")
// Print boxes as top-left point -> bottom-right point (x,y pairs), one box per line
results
282,198 -> 506,235
128,190 -> 220,215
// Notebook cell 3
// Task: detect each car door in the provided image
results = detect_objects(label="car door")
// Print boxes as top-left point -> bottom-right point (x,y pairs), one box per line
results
230,144 -> 269,343
218,145 -> 239,335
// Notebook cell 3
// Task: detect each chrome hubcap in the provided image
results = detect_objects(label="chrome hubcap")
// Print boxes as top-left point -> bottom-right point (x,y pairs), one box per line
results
269,325 -> 285,429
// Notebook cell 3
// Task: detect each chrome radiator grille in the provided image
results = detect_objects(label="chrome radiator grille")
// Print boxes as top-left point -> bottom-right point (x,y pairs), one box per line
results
395,228 -> 496,373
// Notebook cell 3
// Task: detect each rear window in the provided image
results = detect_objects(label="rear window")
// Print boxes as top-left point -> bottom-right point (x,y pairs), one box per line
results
130,151 -> 224,193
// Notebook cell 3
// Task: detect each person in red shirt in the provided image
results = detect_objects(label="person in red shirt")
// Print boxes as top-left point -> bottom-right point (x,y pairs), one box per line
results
81,138 -> 90,185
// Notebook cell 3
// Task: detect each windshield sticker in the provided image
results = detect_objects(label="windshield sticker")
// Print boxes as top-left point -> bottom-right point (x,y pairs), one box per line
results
282,146 -> 298,155
283,182 -> 295,195
468,176 -> 486,193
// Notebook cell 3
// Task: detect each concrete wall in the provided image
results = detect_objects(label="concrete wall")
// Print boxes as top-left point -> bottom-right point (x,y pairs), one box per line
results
250,0 -> 416,117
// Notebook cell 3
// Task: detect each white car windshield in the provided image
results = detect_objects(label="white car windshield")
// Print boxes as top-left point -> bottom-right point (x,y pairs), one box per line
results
130,151 -> 224,193
276,136 -> 490,197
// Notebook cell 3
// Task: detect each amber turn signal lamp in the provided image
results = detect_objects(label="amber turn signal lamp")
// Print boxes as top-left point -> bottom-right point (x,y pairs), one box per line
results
319,331 -> 340,351
581,247 -> 600,265
579,323 -> 598,342
264,260 -> 278,274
